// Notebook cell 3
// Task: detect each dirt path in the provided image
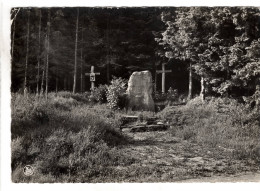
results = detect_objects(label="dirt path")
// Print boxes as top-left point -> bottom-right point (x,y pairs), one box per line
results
177,172 -> 260,182
118,131 -> 260,182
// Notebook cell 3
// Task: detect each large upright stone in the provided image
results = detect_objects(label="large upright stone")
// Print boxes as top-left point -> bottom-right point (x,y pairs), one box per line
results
126,71 -> 155,111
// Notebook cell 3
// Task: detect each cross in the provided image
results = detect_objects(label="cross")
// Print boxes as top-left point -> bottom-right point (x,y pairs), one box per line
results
156,63 -> 172,93
85,66 -> 100,90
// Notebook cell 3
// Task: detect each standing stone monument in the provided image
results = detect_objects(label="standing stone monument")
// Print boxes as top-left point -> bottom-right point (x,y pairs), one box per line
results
126,71 -> 155,111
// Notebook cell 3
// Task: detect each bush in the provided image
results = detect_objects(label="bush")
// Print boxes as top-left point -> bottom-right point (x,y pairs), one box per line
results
55,91 -> 72,98
92,84 -> 108,103
11,93 -> 133,182
153,89 -> 186,105
153,91 -> 167,102
12,125 -> 133,182
106,77 -> 127,110
71,93 -> 89,103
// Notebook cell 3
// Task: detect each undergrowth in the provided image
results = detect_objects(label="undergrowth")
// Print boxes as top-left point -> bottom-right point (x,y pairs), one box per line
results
11,92 -> 133,183
11,92 -> 260,182
159,96 -> 260,162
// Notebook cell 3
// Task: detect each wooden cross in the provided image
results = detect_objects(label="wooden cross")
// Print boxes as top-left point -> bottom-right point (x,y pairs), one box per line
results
156,63 -> 172,93
85,66 -> 100,90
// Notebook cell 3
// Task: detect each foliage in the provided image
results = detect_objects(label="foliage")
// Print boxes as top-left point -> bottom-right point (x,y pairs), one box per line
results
153,88 -> 181,103
11,93 -> 133,182
106,77 -> 127,110
158,7 -> 260,97
91,84 -> 108,103
159,97 -> 260,161
153,91 -> 167,102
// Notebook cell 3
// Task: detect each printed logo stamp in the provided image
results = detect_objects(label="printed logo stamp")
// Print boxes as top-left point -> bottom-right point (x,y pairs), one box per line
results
23,165 -> 34,176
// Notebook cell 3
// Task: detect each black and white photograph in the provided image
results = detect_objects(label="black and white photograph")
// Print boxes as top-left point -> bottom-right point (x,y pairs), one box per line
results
1,0 -> 260,189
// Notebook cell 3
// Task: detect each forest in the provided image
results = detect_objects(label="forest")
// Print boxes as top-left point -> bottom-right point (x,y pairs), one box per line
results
10,7 -> 260,183
11,7 -> 260,99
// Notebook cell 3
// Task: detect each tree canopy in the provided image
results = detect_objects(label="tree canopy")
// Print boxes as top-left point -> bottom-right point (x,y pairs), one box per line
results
158,7 -> 260,98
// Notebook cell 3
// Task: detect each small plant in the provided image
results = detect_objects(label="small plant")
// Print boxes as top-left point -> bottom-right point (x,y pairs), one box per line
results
92,84 -> 107,103
153,91 -> 167,102
106,77 -> 127,110
138,113 -> 144,122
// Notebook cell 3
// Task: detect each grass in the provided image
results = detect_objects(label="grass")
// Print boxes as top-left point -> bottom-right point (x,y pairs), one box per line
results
159,96 -> 260,162
11,92 -> 260,182
11,92 -> 134,183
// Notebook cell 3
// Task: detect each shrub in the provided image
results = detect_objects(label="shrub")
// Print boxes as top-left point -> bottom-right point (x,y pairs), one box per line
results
11,93 -> 133,182
31,104 -> 49,123
175,125 -> 197,141
106,77 -> 127,110
153,91 -> 167,102
50,96 -> 78,111
71,93 -> 89,103
92,84 -> 108,103
153,89 -> 186,105
56,91 -> 72,98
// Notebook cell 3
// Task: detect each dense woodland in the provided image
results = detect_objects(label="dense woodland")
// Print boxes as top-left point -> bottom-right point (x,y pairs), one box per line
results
11,7 -> 260,100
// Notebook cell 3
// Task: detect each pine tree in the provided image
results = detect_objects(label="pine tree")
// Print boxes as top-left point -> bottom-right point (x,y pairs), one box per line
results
36,9 -> 42,95
45,9 -> 51,98
24,9 -> 30,95
73,8 -> 79,93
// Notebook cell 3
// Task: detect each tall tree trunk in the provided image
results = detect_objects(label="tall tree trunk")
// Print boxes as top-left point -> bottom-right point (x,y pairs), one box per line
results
45,9 -> 50,98
11,18 -> 16,93
255,76 -> 260,108
68,77 -> 71,91
106,14 -> 110,83
24,9 -> 30,95
80,28 -> 83,93
64,78 -> 66,90
55,32 -> 60,94
11,8 -> 20,61
200,76 -> 205,101
40,35 -> 47,96
40,67 -> 45,95
56,77 -> 58,93
187,62 -> 193,100
11,19 -> 16,59
36,9 -> 42,95
73,8 -> 79,94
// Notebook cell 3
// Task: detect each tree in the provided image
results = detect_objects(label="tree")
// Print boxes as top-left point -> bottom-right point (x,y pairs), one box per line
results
24,9 -> 30,95
11,8 -> 171,93
11,8 -> 20,59
73,8 -> 79,93
159,7 -> 212,99
36,9 -> 42,95
196,7 -> 260,97
45,9 -> 51,97
80,28 -> 84,93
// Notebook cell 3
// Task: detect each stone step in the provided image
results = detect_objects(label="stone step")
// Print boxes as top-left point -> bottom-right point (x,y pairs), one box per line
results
120,115 -> 159,125
130,124 -> 169,132
120,115 -> 138,125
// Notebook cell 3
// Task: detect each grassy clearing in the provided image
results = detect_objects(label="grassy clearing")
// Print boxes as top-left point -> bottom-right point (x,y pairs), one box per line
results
159,97 -> 260,162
